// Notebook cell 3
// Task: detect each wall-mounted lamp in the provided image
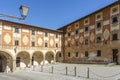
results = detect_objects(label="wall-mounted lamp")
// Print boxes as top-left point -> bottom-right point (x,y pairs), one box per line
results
0,5 -> 29,20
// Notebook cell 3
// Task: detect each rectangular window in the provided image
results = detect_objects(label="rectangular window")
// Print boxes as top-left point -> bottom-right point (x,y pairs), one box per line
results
76,52 -> 79,57
96,22 -> 101,28
85,51 -> 89,57
31,30 -> 35,35
68,33 -> 71,37
56,34 -> 58,38
15,40 -> 19,46
76,40 -> 79,46
15,27 -> 19,33
31,42 -> 35,47
97,36 -> 101,43
75,30 -> 78,35
112,16 -> 118,24
85,38 -> 88,45
56,43 -> 58,47
68,52 -> 71,57
112,33 -> 118,40
85,26 -> 89,32
45,43 -> 48,47
45,32 -> 48,37
97,50 -> 101,57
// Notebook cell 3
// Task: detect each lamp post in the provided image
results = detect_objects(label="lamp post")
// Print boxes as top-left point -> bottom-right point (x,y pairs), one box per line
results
54,49 -> 57,64
0,5 -> 29,20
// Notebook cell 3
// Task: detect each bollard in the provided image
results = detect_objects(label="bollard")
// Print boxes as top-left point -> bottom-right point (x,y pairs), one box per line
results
33,65 -> 35,71
87,67 -> 89,79
41,65 -> 43,72
52,66 -> 54,73
74,66 -> 77,77
66,66 -> 68,75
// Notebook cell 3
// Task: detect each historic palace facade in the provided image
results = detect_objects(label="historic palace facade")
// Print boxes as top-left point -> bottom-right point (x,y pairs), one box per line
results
58,1 -> 120,64
0,0 -> 120,73
0,19 -> 63,72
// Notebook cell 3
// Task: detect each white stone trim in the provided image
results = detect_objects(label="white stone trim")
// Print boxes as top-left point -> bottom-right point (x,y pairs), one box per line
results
74,22 -> 79,29
111,24 -> 119,31
38,31 -> 43,34
71,32 -> 75,36
79,29 -> 84,33
67,26 -> 71,32
110,5 -> 119,16
103,20 -> 110,26
22,28 -> 29,33
75,35 -> 79,39
84,33 -> 89,37
95,12 -> 103,21
4,25 -> 11,30
84,18 -> 89,25
90,25 -> 95,30
96,29 -> 102,34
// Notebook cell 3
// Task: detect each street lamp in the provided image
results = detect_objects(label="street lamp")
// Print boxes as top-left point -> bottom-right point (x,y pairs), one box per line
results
0,5 -> 29,20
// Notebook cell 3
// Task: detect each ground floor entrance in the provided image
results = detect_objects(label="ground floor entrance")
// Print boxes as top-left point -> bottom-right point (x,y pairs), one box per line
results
112,49 -> 119,64
0,56 -> 3,72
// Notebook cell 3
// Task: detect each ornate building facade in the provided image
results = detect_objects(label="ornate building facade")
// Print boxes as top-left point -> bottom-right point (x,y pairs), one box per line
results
58,1 -> 120,64
0,19 -> 63,72
1,0 -> 120,73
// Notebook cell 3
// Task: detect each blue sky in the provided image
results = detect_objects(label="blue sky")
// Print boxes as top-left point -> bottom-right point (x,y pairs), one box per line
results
0,0 -> 117,30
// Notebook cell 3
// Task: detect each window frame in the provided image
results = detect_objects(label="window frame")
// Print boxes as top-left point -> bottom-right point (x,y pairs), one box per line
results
14,27 -> 19,33
97,50 -> 101,57
112,33 -> 118,41
15,40 -> 19,46
31,30 -> 35,35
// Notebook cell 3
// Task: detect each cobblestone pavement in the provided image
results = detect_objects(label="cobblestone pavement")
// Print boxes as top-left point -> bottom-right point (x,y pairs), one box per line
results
0,63 -> 120,80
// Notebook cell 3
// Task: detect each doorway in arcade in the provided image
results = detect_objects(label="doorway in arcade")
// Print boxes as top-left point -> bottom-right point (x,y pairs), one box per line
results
0,51 -> 13,72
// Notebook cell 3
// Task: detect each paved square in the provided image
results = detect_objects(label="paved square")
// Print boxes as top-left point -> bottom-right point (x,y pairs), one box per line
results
0,63 -> 120,80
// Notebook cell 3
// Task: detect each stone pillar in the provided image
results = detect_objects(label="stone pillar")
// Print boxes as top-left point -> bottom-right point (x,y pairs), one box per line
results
29,58 -> 32,67
54,55 -> 56,64
12,59 -> 16,72
43,54 -> 45,65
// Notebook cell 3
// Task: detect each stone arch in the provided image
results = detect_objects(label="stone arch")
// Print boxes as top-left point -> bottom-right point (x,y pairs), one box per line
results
56,51 -> 63,62
45,51 -> 54,64
0,51 -> 13,72
32,51 -> 44,66
16,51 -> 30,68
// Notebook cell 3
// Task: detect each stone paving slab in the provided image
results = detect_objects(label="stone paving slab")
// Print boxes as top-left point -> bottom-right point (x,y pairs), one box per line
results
0,63 -> 120,80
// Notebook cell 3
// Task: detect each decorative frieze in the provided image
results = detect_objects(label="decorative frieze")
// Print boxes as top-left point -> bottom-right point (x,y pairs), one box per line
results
4,33 -> 11,44
96,29 -> 102,34
79,29 -> 84,33
103,29 -> 110,40
90,25 -> 95,30
22,28 -> 29,33
84,33 -> 89,37
111,24 -> 119,31
103,20 -> 110,26
38,31 -> 43,34
4,25 -> 11,30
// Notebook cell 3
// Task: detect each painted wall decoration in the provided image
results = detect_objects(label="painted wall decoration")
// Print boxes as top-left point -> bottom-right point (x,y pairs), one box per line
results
103,29 -> 110,40
22,35 -> 29,45
79,36 -> 84,43
4,33 -> 11,44
38,38 -> 43,46
50,39 -> 54,46
90,33 -> 95,42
